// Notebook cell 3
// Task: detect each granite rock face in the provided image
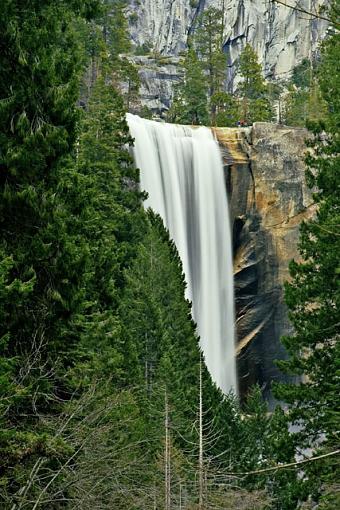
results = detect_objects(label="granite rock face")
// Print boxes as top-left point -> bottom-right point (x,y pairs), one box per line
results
214,123 -> 314,400
127,0 -> 329,112
128,56 -> 183,113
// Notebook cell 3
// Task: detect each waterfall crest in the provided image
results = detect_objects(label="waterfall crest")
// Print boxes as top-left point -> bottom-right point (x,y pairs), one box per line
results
127,114 -> 236,394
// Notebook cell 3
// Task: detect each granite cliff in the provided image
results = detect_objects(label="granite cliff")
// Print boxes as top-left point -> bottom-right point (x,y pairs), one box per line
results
126,2 -> 320,397
127,0 -> 329,113
214,123 -> 314,399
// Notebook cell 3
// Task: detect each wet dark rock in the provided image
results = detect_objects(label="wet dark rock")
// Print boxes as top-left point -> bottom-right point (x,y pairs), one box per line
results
215,123 -> 315,401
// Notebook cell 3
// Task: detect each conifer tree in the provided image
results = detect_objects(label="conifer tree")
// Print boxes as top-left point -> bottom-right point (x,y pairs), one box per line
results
167,49 -> 209,125
193,7 -> 226,99
210,91 -> 240,127
169,6 -> 230,125
73,76 -> 146,384
105,0 -> 141,110
192,6 -> 227,121
81,0 -> 140,109
237,44 -> 273,124
274,18 -> 340,507
283,59 -> 328,127
0,0 -> 101,503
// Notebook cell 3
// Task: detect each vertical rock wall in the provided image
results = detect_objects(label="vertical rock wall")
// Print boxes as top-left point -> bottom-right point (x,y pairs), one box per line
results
127,0 -> 329,112
214,123 -> 315,400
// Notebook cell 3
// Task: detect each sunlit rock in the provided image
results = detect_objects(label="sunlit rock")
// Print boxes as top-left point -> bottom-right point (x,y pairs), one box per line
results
215,123 -> 315,401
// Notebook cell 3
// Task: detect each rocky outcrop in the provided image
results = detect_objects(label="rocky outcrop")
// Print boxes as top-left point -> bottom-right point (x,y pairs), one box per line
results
214,123 -> 314,401
128,55 -> 183,113
127,0 -> 329,112
220,0 -> 329,87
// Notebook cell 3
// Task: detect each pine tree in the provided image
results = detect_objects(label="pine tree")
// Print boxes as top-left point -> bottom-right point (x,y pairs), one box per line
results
237,44 -> 273,124
0,0 -> 101,503
168,7 -> 228,125
274,21 -> 340,507
167,49 -> 209,125
210,92 -> 240,127
283,59 -> 328,127
193,7 -> 226,101
104,0 -> 141,110
80,0 -> 141,109
73,76 -> 147,385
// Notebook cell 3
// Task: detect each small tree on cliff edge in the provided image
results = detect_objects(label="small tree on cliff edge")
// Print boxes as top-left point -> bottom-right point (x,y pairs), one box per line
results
237,44 -> 273,124
193,7 -> 225,97
192,6 -> 227,122
167,49 -> 209,125
210,91 -> 240,127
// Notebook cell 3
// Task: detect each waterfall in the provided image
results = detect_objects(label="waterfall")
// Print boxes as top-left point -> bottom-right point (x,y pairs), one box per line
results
127,114 -> 236,394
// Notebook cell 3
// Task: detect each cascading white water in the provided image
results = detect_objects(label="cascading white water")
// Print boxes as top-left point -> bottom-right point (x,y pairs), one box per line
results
127,114 -> 236,394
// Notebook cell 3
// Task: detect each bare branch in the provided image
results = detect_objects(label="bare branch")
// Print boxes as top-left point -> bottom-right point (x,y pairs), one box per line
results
271,0 -> 340,27
224,448 -> 340,477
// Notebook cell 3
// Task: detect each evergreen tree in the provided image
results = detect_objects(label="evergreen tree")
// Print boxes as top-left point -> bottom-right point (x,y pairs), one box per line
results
237,44 -> 273,124
0,0 -> 101,503
103,0 -> 131,56
79,0 -> 141,109
283,59 -> 328,127
119,212 -> 202,402
167,49 -> 209,125
193,7 -> 226,96
105,0 -> 141,111
282,85 -> 309,127
274,21 -> 340,508
210,91 -> 240,127
192,6 -> 227,119
73,76 -> 147,384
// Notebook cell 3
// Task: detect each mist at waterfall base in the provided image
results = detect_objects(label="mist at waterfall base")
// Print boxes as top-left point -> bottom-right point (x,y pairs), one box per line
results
127,114 -> 236,394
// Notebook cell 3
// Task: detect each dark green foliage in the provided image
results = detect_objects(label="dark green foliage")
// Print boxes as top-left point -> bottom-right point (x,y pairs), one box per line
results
168,12 -> 278,127
4,0 -> 340,507
0,0 -> 100,493
103,0 -> 131,56
211,92 -> 240,127
274,24 -> 340,508
72,76 -> 147,386
237,44 -> 273,124
103,0 -> 141,111
238,44 -> 267,99
167,8 -> 229,126
78,0 -> 141,110
116,214 -> 283,506
292,58 -> 312,89
167,49 -> 209,125
119,211 -> 204,424
193,7 -> 226,100
134,41 -> 152,55
275,33 -> 340,442
139,104 -> 153,119
239,389 -> 310,510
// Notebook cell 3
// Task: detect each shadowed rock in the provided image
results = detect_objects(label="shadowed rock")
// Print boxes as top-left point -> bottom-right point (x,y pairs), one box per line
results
214,123 -> 315,401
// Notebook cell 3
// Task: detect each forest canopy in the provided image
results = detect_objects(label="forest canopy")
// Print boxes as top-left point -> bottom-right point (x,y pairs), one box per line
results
0,1 -> 339,509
